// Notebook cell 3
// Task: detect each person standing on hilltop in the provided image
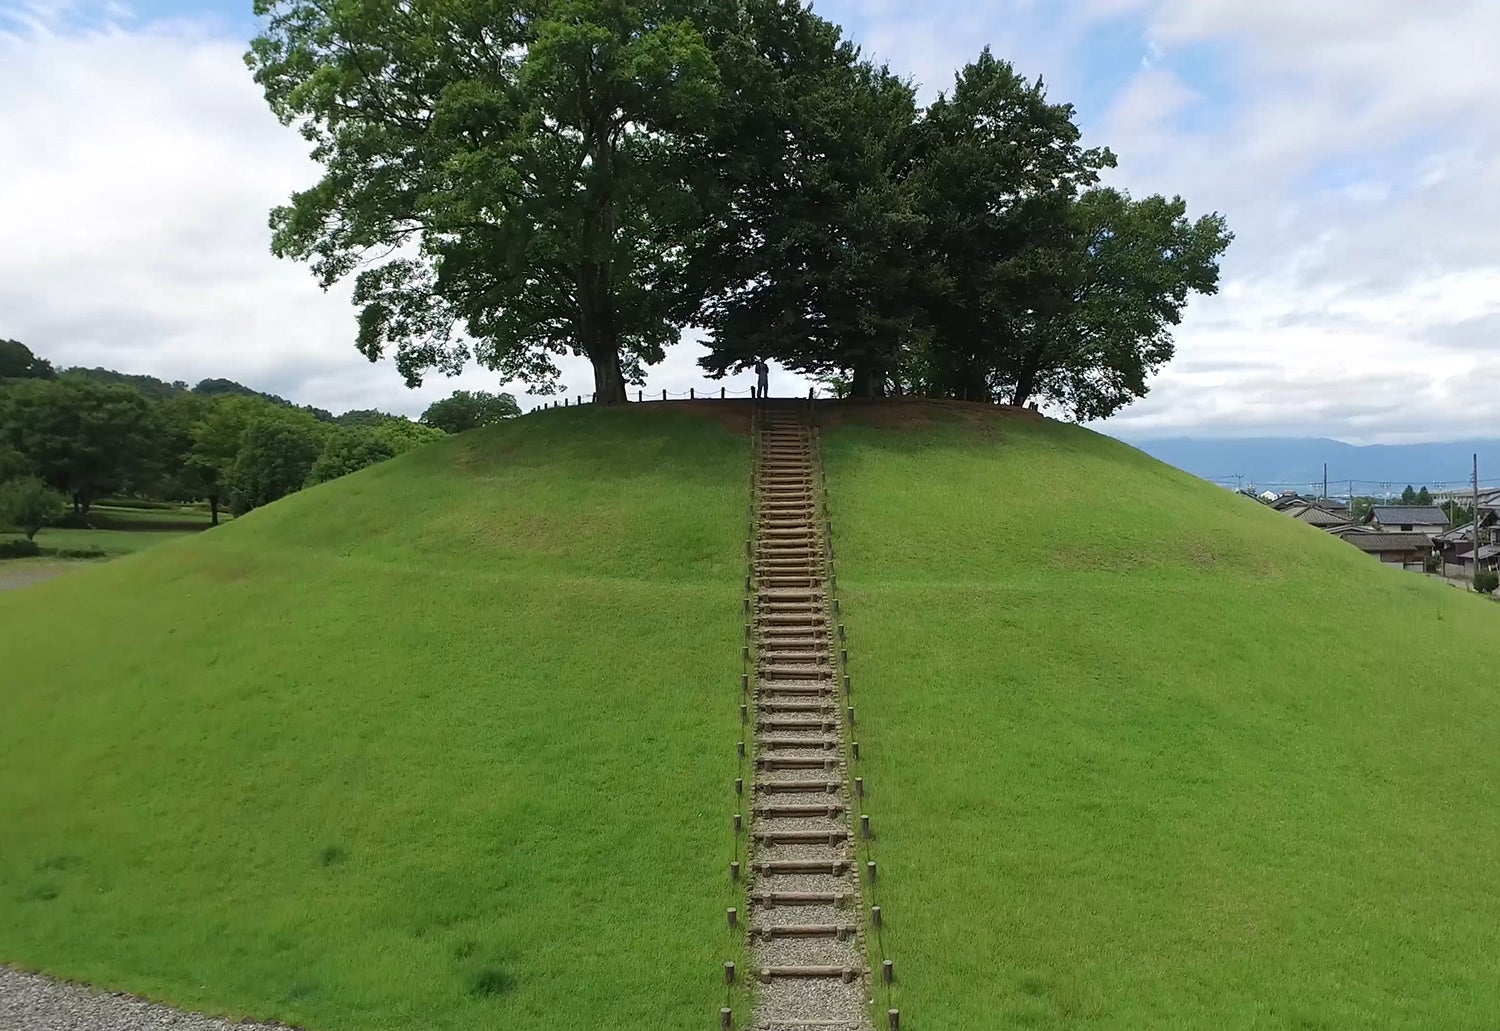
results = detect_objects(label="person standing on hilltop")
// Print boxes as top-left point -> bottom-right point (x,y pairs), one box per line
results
754,360 -> 769,400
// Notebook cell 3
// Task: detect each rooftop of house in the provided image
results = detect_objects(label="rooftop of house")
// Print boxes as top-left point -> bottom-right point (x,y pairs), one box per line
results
1455,544 -> 1500,561
1343,532 -> 1434,553
1291,506 -> 1348,526
1271,493 -> 1347,511
1366,506 -> 1448,526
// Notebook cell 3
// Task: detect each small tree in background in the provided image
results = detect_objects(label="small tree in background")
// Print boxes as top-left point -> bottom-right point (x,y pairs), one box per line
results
306,428 -> 397,486
0,476 -> 67,539
421,391 -> 521,434
1475,570 -> 1498,595
0,379 -> 160,518
226,412 -> 325,514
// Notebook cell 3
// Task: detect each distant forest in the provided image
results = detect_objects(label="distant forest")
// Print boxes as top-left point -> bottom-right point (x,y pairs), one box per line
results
0,339 -> 517,527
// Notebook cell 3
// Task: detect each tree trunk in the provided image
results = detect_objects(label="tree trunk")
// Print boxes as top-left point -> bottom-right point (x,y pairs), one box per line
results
209,494 -> 220,527
850,364 -> 885,399
590,347 -> 627,404
1011,336 -> 1053,409
580,263 -> 627,405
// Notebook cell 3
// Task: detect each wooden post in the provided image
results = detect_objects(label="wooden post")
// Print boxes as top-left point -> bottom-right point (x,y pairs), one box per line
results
691,387 -> 695,399
721,386 -> 726,399
662,389 -> 668,401
871,905 -> 881,929
637,389 -> 643,402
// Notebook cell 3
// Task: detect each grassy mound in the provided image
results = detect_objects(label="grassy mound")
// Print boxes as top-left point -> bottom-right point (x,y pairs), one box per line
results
823,403 -> 1500,1030
0,407 -> 749,1031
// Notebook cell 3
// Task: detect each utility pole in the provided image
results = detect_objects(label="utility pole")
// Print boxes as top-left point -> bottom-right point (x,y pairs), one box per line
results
1474,453 -> 1481,590
1323,463 -> 1328,505
1349,479 -> 1355,524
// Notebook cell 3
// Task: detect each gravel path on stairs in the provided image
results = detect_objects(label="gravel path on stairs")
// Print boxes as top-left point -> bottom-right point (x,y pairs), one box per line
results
0,967 -> 288,1031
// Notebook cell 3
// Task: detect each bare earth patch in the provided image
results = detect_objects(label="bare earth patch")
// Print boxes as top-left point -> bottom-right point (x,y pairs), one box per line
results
0,967 -> 288,1031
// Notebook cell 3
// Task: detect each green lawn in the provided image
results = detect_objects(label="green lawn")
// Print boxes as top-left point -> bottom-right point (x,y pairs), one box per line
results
822,406 -> 1500,1030
2,527 -> 198,555
0,406 -> 750,1031
89,503 -> 225,530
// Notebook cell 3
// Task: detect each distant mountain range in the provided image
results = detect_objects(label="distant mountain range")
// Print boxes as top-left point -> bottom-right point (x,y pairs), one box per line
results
1122,437 -> 1500,493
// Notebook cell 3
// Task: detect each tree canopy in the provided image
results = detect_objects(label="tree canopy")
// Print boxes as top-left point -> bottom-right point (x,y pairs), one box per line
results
249,0 -> 737,404
420,390 -> 521,434
0,379 -> 161,516
248,6 -> 1227,417
0,340 -> 56,381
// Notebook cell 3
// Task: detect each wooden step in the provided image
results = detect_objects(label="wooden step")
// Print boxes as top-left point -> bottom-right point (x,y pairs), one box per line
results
751,889 -> 850,906
755,802 -> 846,818
757,683 -> 833,697
749,924 -> 857,940
754,828 -> 850,845
759,666 -> 832,681
755,779 -> 842,794
757,755 -> 841,770
757,736 -> 839,750
753,858 -> 850,876
757,700 -> 835,713
756,965 -> 860,983
757,718 -> 838,732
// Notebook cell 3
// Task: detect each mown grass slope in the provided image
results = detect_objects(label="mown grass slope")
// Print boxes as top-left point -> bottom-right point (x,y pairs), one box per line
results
822,403 -> 1500,1031
0,406 -> 749,1031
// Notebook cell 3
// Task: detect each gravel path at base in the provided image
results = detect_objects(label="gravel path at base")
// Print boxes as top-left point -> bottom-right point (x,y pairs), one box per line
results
0,564 -> 70,593
0,967 -> 289,1031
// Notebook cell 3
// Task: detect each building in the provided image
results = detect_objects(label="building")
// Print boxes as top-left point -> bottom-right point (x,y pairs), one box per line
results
1452,544 -> 1500,573
1364,505 -> 1448,536
1285,503 -> 1348,528
1341,532 -> 1434,569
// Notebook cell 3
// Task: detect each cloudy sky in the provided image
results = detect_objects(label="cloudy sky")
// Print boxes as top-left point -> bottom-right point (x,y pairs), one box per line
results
2,0 -> 1497,441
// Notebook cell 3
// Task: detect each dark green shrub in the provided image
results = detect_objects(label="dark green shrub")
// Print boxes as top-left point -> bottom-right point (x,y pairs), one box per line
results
1476,571 -> 1499,595
53,546 -> 106,559
1425,554 -> 1441,574
0,538 -> 42,559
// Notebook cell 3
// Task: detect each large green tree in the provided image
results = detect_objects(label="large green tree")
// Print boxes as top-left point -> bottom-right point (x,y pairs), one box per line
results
420,389 -> 521,434
909,51 -> 1229,417
690,10 -> 922,396
0,379 -> 160,517
249,0 -> 725,403
0,340 -> 55,381
1001,188 -> 1231,419
190,395 -> 285,523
